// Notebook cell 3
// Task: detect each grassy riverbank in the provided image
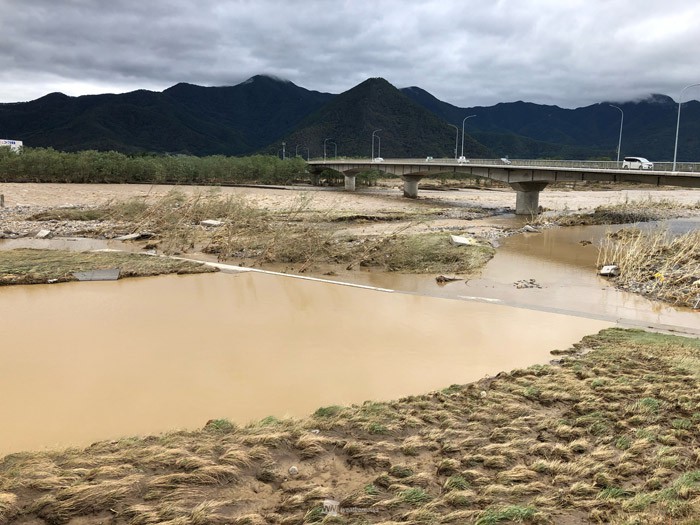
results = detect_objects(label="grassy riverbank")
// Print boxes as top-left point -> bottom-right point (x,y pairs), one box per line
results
0,249 -> 215,286
2,328 -> 699,524
598,228 -> 700,308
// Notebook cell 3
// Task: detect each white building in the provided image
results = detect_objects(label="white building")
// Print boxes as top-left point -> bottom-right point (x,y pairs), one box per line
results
0,139 -> 23,152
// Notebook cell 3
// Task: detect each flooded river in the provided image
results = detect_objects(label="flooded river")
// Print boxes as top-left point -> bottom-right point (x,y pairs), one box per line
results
318,218 -> 700,335
0,271 -> 610,456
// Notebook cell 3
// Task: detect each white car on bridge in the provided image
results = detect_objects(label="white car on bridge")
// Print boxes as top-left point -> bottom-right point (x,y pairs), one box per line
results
622,157 -> 654,170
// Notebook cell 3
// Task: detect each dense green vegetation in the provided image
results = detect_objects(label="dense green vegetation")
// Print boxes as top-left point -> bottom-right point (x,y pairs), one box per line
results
0,148 -> 309,185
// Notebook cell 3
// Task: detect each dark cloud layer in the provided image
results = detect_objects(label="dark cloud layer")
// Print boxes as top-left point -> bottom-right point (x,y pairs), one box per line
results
1,0 -> 699,107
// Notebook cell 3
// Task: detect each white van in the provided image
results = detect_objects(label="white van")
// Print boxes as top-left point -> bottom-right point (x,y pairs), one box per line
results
622,157 -> 653,170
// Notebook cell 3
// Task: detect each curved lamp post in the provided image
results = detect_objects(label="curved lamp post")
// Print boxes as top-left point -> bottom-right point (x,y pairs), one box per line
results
461,115 -> 476,158
371,129 -> 381,160
448,124 -> 459,159
323,138 -> 331,162
673,83 -> 700,171
609,105 -> 624,164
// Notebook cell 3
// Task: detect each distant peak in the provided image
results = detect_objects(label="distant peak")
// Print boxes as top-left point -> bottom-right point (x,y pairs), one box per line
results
614,93 -> 675,105
644,93 -> 675,105
241,74 -> 292,85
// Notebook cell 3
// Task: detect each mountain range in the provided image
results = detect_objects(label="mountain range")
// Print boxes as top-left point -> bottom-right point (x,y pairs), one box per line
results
1,75 -> 698,161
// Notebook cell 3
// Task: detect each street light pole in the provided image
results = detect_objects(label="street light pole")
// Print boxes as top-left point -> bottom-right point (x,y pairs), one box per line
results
461,115 -> 476,158
609,105 -> 624,164
673,82 -> 700,171
282,142 -> 286,160
371,129 -> 381,160
377,136 -> 381,158
448,124 -> 459,159
323,138 -> 331,162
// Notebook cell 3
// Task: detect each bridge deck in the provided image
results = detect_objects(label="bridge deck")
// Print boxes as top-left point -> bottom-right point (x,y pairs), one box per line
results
308,159 -> 700,188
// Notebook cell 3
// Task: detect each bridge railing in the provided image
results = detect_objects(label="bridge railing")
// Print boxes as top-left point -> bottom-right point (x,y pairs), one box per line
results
310,158 -> 700,172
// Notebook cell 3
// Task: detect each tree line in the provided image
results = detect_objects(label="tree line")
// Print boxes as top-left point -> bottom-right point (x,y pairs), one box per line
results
0,147 -> 312,185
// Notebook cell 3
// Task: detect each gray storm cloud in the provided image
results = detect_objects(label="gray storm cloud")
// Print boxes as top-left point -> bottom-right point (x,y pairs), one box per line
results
1,0 -> 699,107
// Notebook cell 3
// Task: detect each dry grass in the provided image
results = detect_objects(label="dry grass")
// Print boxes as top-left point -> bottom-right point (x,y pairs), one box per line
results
0,249 -> 215,285
598,227 -> 700,308
2,329 -> 700,524
535,197 -> 699,226
20,189 -> 495,276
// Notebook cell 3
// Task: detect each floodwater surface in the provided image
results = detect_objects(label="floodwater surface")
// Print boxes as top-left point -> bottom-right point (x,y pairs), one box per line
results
315,219 -> 700,334
0,272 -> 610,456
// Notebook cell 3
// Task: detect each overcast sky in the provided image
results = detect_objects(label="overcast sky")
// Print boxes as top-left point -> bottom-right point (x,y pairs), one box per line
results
1,0 -> 699,108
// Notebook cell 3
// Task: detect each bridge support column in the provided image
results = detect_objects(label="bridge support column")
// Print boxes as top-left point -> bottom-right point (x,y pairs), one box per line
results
344,174 -> 356,191
509,182 -> 548,215
402,175 -> 423,198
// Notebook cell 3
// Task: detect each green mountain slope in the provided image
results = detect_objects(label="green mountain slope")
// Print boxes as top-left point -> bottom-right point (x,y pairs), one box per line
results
275,78 -> 493,159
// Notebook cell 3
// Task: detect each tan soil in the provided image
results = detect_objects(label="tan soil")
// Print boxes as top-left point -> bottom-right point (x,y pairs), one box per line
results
2,181 -> 699,213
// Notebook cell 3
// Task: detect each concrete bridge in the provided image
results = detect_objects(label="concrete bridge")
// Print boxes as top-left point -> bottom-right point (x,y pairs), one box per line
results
307,159 -> 700,214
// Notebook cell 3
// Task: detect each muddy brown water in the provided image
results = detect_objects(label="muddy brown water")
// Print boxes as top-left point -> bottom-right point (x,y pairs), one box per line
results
307,218 -> 700,335
0,271 -> 610,456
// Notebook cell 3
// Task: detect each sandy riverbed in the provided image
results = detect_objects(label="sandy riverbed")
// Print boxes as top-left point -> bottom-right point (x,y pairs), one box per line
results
1,181 -> 699,213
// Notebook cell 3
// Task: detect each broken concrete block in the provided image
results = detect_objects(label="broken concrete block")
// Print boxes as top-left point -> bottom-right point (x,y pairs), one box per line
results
35,229 -> 53,239
450,234 -> 477,246
114,233 -> 141,241
72,268 -> 121,281
599,265 -> 620,277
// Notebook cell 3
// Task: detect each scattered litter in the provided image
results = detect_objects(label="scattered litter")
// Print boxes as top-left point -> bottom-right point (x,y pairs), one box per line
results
288,466 -> 299,476
450,234 -> 477,246
310,429 -> 320,434
514,278 -> 542,289
436,275 -> 462,284
599,265 -> 620,277
114,232 -> 153,241
522,225 -> 540,233
47,279 -> 58,284
72,268 -> 121,281
200,219 -> 223,227
35,229 -> 53,239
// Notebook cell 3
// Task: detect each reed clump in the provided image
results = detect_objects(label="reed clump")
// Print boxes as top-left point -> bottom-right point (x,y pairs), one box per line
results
598,227 -> 700,308
52,189 -> 495,275
535,197 -> 699,227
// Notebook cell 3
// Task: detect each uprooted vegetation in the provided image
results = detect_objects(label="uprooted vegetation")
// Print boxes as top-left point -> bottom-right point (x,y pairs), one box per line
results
598,227 -> 700,308
535,197 -> 700,227
2,329 -> 700,524
23,190 -> 496,275
0,249 -> 215,286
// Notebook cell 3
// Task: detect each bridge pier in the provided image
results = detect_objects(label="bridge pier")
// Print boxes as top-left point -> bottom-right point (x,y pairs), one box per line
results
402,175 -> 423,198
344,174 -> 356,191
510,182 -> 548,215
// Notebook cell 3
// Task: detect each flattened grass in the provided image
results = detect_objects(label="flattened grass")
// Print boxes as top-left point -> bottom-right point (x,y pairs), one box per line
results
0,249 -> 215,285
3,329 -> 700,524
